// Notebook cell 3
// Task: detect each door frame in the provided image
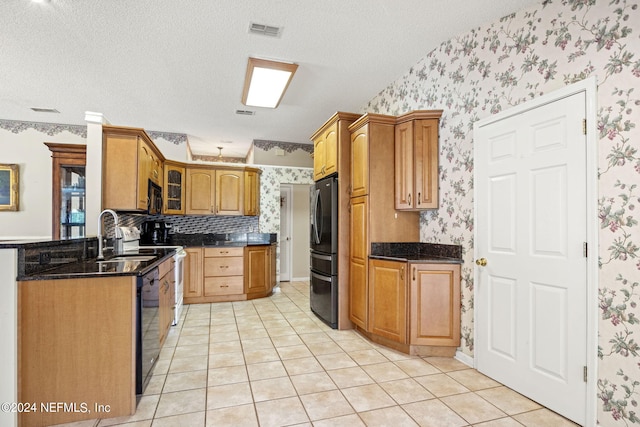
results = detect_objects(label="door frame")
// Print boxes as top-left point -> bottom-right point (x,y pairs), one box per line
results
279,184 -> 293,282
472,76 -> 599,426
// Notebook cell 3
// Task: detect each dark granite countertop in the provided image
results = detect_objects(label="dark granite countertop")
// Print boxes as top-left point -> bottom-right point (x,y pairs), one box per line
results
18,247 -> 177,281
171,232 -> 277,247
369,242 -> 463,264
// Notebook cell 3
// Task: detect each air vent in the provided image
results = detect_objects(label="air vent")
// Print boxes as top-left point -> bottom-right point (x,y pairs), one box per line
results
30,107 -> 59,113
236,109 -> 256,116
248,22 -> 282,38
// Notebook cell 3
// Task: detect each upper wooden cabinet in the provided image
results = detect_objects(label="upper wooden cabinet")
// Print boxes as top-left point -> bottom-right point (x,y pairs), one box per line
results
395,111 -> 443,210
163,162 -> 185,215
186,168 -> 215,215
102,125 -> 165,212
311,112 -> 360,182
244,170 -> 260,216
216,169 -> 244,216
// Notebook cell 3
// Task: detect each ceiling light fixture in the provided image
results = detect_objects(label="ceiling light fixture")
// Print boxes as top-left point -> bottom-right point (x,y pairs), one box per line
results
241,57 -> 298,108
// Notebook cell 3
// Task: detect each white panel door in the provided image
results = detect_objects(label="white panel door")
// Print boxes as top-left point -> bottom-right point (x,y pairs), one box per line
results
279,185 -> 292,282
475,91 -> 587,425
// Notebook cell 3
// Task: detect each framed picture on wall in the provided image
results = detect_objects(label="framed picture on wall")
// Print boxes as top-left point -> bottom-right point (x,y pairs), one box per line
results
0,163 -> 19,211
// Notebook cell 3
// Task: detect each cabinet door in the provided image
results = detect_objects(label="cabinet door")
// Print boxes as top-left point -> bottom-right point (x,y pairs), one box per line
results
244,170 -> 260,216
216,169 -> 244,215
349,195 -> 368,329
164,164 -> 185,215
323,123 -> 339,177
184,248 -> 203,299
410,263 -> 461,346
395,121 -> 415,209
414,119 -> 439,209
186,169 -> 215,215
137,139 -> 152,210
244,246 -> 268,295
313,137 -> 326,180
350,124 -> 369,197
368,259 -> 407,343
269,244 -> 277,290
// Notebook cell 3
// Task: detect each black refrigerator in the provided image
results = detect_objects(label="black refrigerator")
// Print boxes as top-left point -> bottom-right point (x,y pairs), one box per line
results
310,175 -> 338,328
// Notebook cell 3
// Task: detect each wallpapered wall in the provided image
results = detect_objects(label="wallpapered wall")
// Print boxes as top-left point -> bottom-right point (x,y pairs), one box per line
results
361,0 -> 639,424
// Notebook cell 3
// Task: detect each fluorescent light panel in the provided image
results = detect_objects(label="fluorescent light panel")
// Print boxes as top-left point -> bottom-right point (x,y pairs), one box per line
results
242,58 -> 298,108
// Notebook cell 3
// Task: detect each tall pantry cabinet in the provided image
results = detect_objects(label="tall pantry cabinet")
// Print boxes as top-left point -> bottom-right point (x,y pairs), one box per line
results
348,114 -> 420,331
310,112 -> 361,329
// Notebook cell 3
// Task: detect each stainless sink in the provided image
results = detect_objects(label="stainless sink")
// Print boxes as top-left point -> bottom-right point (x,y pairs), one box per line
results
98,255 -> 156,263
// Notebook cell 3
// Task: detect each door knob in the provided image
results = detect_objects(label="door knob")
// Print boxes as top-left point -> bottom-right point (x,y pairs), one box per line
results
475,258 -> 487,267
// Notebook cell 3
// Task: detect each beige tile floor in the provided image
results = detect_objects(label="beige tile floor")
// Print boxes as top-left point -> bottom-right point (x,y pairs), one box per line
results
59,281 -> 579,427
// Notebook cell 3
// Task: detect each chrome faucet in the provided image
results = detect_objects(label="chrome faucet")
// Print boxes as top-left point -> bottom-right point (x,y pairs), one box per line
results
97,209 -> 123,259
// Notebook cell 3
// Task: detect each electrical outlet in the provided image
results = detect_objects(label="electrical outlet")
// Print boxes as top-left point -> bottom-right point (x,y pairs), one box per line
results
39,252 -> 51,265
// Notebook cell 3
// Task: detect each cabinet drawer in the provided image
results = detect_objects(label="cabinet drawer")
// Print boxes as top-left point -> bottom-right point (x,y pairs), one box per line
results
204,276 -> 244,296
204,256 -> 243,276
205,247 -> 244,257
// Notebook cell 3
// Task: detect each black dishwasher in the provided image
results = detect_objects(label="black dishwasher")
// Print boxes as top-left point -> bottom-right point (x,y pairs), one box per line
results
136,268 -> 160,395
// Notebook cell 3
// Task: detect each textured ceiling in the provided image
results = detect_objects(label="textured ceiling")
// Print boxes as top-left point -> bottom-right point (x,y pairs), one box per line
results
0,0 -> 540,157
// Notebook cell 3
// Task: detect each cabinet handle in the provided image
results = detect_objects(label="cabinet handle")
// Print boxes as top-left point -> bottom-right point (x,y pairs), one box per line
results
413,267 -> 416,281
220,285 -> 229,288
220,265 -> 229,269
418,192 -> 422,205
220,251 -> 229,254
400,266 -> 404,281
211,205 -> 214,213
408,193 -> 412,205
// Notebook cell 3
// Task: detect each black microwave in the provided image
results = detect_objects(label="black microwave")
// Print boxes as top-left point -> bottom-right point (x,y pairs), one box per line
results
148,180 -> 163,214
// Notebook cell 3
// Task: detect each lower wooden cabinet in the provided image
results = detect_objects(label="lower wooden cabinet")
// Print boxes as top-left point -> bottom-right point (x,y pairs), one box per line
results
183,245 -> 274,304
184,247 -> 204,299
368,259 -> 407,343
410,263 -> 461,347
365,258 -> 461,355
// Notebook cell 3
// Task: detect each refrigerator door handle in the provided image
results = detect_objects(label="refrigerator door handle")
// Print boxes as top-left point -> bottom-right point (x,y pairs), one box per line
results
313,188 -> 321,244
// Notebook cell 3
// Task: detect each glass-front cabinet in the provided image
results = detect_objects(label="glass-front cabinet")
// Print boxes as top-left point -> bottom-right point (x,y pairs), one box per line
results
45,143 -> 87,239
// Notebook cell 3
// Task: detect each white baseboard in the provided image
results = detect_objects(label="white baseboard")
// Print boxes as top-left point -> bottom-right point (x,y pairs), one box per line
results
455,350 -> 474,368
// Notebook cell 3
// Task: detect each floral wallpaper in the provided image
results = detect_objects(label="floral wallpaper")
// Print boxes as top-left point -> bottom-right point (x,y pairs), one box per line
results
362,0 -> 639,424
258,166 -> 314,233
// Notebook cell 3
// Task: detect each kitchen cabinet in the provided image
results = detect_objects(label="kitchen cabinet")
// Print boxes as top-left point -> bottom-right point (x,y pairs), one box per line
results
163,162 -> 185,215
203,247 -> 244,298
183,244 -> 274,304
45,143 -> 86,240
395,111 -> 443,210
158,257 -> 175,347
349,195 -> 368,329
348,114 -> 419,331
185,168 -> 215,215
216,169 -> 244,215
313,120 -> 338,180
364,260 -> 460,355
244,169 -> 260,216
18,276 -> 138,426
312,112 -> 360,182
409,263 -> 461,348
102,125 -> 165,212
244,243 -> 276,298
186,166 -> 259,216
184,247 -> 204,299
310,112 -> 360,329
368,259 -> 407,344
